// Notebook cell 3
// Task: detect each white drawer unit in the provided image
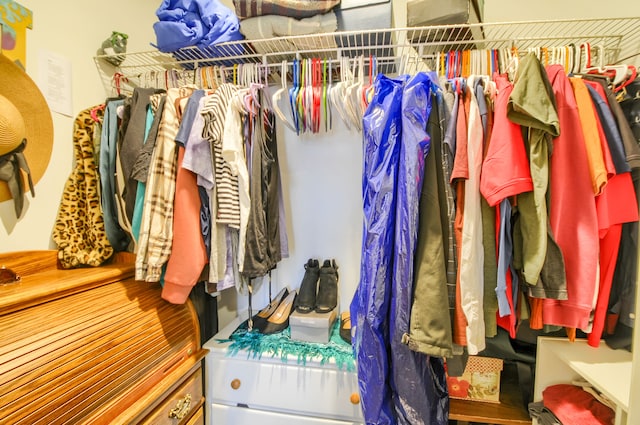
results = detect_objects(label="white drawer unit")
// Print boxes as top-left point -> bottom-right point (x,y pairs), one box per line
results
203,318 -> 364,424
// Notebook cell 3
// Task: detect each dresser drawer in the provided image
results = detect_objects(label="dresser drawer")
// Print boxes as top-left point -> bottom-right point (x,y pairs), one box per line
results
211,403 -> 361,424
185,406 -> 204,425
207,352 -> 362,421
141,367 -> 204,425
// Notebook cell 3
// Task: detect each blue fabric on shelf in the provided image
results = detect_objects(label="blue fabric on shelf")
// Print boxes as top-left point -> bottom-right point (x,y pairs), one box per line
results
218,320 -> 356,372
153,0 -> 244,53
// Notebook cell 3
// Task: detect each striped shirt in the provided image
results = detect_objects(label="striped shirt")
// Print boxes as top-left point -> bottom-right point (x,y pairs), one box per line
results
201,83 -> 242,229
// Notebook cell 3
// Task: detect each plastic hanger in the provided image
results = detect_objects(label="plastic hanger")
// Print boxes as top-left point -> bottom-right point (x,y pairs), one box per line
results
330,56 -> 352,130
613,65 -> 637,93
606,64 -> 630,86
244,82 -> 262,117
297,58 -> 308,133
112,72 -> 128,96
323,58 -> 330,132
344,56 -> 363,131
289,59 -> 301,134
578,42 -> 592,74
90,103 -> 106,123
505,46 -> 519,81
272,61 -> 296,132
362,55 -> 376,110
309,58 -> 319,133
299,58 -> 309,133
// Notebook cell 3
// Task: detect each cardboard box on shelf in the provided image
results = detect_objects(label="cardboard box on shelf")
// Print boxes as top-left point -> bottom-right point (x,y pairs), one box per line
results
446,356 -> 503,403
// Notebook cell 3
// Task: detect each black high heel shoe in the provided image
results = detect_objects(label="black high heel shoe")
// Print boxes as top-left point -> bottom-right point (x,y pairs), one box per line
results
315,259 -> 338,313
258,290 -> 298,335
250,287 -> 289,330
295,259 -> 319,313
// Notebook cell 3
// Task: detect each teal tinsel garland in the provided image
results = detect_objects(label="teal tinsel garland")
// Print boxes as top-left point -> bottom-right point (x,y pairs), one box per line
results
217,320 -> 356,372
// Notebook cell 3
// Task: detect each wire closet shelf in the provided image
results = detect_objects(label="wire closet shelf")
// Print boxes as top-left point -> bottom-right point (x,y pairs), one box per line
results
94,17 -> 640,83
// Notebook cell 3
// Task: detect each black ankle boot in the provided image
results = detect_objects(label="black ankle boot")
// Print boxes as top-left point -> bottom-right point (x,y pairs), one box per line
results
295,259 -> 319,313
316,259 -> 338,313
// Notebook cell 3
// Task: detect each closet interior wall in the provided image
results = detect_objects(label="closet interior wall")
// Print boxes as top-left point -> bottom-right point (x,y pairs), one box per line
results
94,15 -> 640,423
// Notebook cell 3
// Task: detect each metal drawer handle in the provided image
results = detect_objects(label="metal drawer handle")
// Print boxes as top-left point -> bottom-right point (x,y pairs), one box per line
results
231,379 -> 241,390
168,393 -> 192,419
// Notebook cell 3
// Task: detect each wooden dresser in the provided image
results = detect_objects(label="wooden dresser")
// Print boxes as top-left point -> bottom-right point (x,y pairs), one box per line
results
0,250 -> 207,425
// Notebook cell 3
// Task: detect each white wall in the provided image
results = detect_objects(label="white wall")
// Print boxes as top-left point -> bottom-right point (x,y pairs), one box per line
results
1,0 -> 158,251
2,1 -> 640,330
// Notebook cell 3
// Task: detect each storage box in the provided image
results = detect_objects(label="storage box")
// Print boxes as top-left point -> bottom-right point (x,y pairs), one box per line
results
446,356 -> 503,403
406,0 -> 484,27
289,308 -> 337,344
334,0 -> 391,32
334,0 -> 394,73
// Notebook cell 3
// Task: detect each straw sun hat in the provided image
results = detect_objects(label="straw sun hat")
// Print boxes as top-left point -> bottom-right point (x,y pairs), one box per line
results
0,53 -> 53,205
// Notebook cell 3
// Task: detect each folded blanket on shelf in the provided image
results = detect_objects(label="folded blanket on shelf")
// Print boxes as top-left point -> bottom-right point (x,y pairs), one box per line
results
240,12 -> 337,53
233,0 -> 340,20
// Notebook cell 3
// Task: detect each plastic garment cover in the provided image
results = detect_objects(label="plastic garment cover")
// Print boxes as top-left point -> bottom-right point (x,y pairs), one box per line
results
351,72 -> 449,425
153,0 -> 244,52
350,73 -> 404,425
389,71 -> 448,425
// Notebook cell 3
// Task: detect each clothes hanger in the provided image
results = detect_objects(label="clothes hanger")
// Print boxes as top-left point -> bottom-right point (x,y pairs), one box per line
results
272,61 -> 296,133
197,66 -> 206,89
331,56 -> 352,130
505,46 -> 519,81
353,56 -> 367,124
289,59 -> 301,134
297,58 -> 308,133
499,48 -> 509,74
586,44 -> 608,74
344,56 -> 363,131
300,58 -> 310,133
362,55 -> 376,111
461,50 -> 469,78
308,58 -> 316,133
244,82 -> 263,118
323,58 -> 330,132
311,58 -> 321,133
260,64 -> 274,112
613,65 -> 637,93
445,51 -> 452,79
112,72 -> 128,96
90,103 -> 106,123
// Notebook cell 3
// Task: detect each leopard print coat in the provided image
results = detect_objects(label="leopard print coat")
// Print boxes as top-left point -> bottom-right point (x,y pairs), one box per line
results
52,107 -> 113,268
